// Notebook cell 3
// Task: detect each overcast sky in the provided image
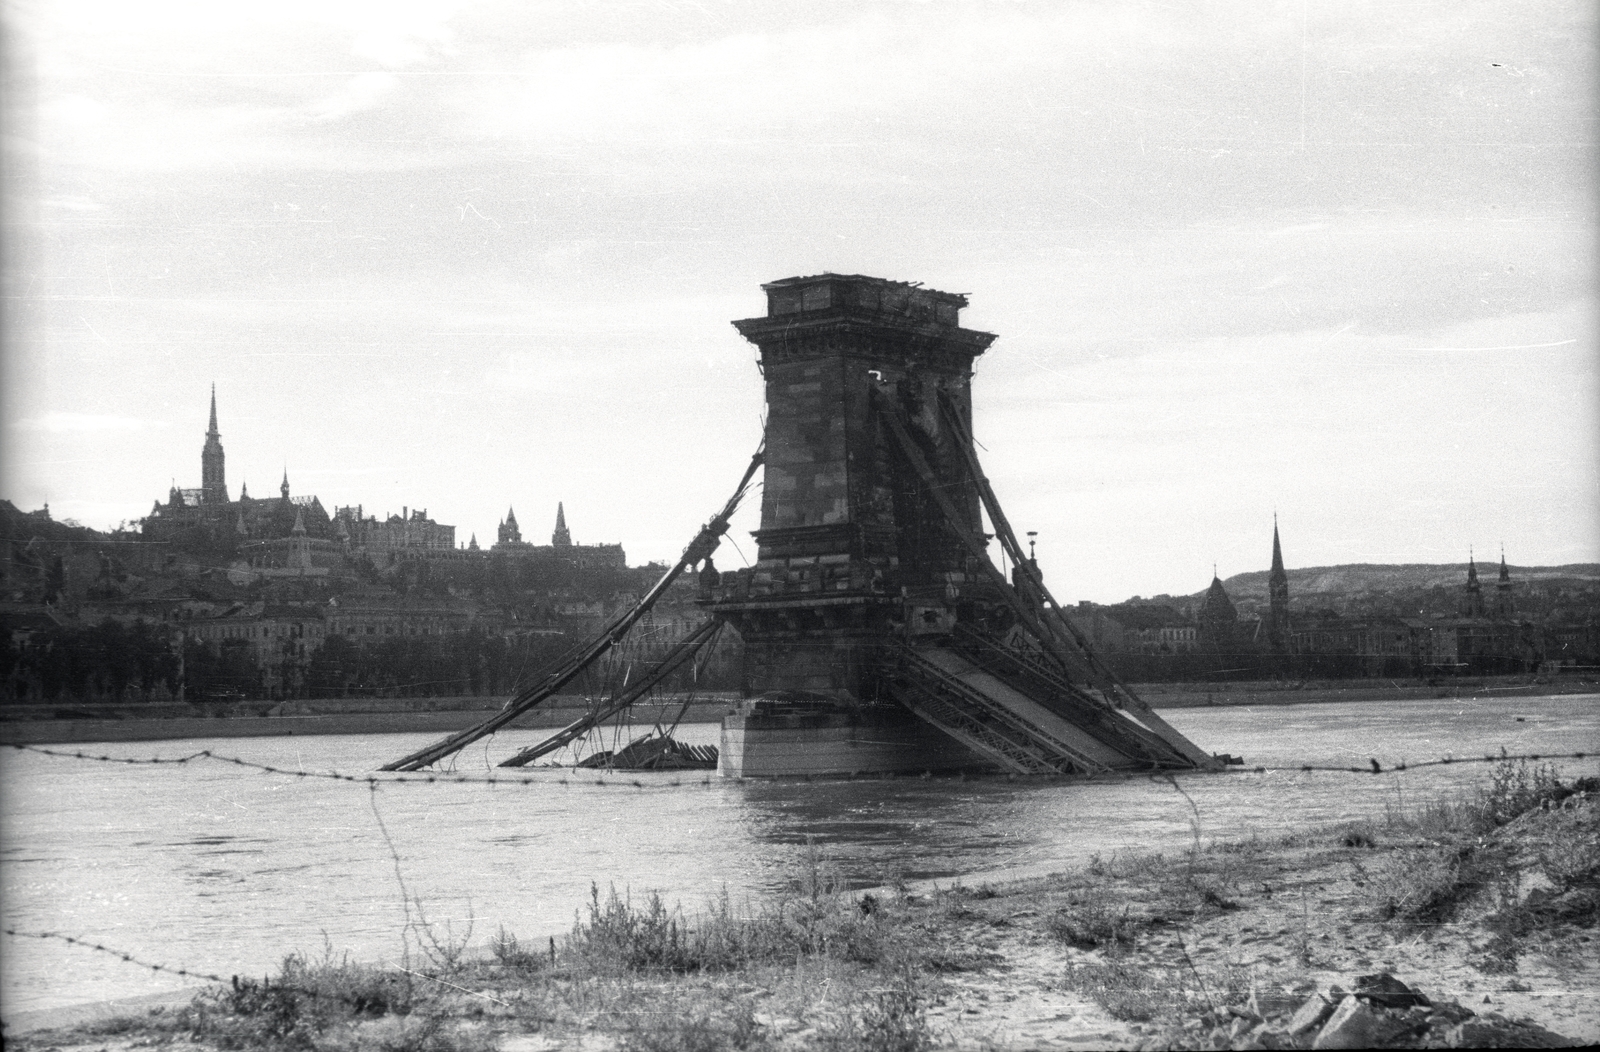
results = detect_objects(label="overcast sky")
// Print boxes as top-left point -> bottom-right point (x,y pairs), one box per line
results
3,0 -> 1594,602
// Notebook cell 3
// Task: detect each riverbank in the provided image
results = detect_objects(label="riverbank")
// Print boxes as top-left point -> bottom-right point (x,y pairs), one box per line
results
9,760 -> 1596,1050
0,695 -> 738,746
3,675 -> 1591,747
1134,673 -> 1598,708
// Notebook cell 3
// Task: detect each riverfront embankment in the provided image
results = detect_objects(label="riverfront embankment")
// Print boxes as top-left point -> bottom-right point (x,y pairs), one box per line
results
1135,674 -> 1599,708
8,760 -> 1596,1050
0,694 -> 738,746
2,675 -> 1592,747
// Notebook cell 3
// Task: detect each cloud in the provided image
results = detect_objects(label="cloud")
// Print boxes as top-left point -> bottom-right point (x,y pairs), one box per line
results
307,71 -> 402,121
13,413 -> 170,433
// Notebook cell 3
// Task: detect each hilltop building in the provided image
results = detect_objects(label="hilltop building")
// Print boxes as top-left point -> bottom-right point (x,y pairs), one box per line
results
334,505 -> 456,557
497,507 -> 522,544
490,504 -> 625,568
142,390 -> 331,545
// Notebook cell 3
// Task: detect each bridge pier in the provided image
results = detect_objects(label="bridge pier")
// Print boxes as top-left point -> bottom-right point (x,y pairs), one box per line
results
708,273 -> 1217,778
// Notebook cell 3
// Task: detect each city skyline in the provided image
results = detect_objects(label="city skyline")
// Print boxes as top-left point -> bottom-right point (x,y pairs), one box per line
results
3,0 -> 1595,604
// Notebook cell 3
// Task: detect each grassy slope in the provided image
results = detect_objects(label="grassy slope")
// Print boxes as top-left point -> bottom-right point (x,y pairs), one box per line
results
10,763 -> 1598,1051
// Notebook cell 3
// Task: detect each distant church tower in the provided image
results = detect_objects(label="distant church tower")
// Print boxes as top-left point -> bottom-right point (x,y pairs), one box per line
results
1461,552 -> 1486,617
201,385 -> 228,505
1198,568 -> 1238,650
1267,517 -> 1290,652
498,507 -> 521,544
1493,551 -> 1515,619
552,502 -> 571,547
290,508 -> 312,571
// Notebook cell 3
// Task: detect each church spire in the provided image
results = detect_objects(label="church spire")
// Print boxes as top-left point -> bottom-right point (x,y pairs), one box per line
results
1461,549 -> 1486,617
552,502 -> 571,546
498,506 -> 521,544
280,468 -> 290,501
201,384 -> 227,505
1267,515 -> 1290,653
1494,546 -> 1515,618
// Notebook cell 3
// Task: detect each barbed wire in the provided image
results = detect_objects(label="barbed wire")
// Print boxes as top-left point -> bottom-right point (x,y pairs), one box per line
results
2,927 -> 232,986
1235,751 -> 1591,775
7,742 -> 1593,786
5,743 -> 714,788
0,927 -> 505,1013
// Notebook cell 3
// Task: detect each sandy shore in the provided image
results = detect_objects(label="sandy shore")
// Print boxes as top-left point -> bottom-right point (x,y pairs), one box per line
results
8,765 -> 1596,1050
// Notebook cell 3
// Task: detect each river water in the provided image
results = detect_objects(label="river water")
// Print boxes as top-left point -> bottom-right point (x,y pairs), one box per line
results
3,694 -> 1596,1015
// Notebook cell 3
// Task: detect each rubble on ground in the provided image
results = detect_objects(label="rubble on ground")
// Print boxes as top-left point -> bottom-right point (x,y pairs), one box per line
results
1138,972 -> 1580,1050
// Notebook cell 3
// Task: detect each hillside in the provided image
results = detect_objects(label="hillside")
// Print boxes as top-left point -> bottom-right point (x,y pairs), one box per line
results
1216,562 -> 1600,600
1189,562 -> 1600,623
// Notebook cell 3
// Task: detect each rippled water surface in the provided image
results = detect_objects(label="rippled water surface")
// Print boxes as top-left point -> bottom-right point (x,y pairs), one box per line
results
3,694 -> 1596,1014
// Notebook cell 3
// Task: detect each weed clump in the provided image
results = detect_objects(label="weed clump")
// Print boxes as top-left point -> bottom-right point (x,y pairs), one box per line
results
1060,958 -> 1193,1022
1046,892 -> 1135,950
816,989 -> 930,1052
565,853 -> 896,976
177,949 -> 432,1051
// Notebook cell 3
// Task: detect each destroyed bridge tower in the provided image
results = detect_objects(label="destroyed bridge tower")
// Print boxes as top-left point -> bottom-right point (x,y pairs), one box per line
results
720,275 -> 993,693
711,274 -> 1219,777
380,273 -> 1224,777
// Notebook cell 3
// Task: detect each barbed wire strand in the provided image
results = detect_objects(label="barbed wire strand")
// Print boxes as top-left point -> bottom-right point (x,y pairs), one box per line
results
0,928 -> 436,1013
5,744 -> 713,788
6,742 -> 1593,785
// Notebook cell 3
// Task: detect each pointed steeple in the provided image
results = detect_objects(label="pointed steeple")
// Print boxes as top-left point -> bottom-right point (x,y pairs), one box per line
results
468,533 -> 479,551
498,507 -> 521,544
1267,515 -> 1290,652
240,479 -> 249,500
552,502 -> 571,546
1199,569 -> 1238,649
292,508 -> 307,535
201,384 -> 227,504
280,468 -> 290,501
1494,546 -> 1515,619
1461,549 -> 1485,617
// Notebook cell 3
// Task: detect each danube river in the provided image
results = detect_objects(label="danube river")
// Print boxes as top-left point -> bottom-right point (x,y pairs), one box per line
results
3,695 -> 1596,1015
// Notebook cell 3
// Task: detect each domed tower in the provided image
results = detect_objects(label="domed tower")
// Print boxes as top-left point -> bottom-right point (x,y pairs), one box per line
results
201,385 -> 227,505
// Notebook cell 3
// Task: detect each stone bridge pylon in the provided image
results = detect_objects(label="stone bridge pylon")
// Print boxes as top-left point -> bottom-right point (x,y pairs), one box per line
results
707,273 -> 1219,777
